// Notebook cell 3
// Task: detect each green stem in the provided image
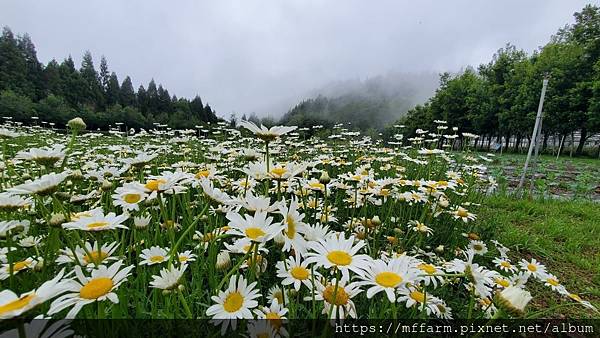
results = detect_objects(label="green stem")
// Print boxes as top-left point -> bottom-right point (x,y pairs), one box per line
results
178,288 -> 193,319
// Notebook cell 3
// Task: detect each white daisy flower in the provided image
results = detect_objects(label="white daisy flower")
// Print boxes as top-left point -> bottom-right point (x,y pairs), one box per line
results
276,252 -> 318,292
176,250 -> 197,264
305,233 -> 371,281
48,261 -> 134,318
0,268 -> 69,319
305,277 -> 361,319
112,182 -> 148,211
206,275 -> 261,333
518,258 -> 548,280
62,209 -> 128,232
0,257 -> 37,280
226,210 -> 283,243
7,171 -> 70,196
239,120 -> 297,141
277,197 -> 309,253
356,256 -> 421,302
139,246 -> 170,265
56,241 -> 119,267
493,257 -> 517,273
469,240 -> 488,255
149,264 -> 187,290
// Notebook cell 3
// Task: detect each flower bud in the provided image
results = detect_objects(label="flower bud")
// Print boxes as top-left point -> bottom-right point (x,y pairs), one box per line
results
69,169 -> 84,181
33,258 -> 45,271
371,215 -> 382,226
494,286 -> 532,317
319,171 -> 331,185
67,117 -> 87,131
134,215 -> 151,229
101,179 -> 113,191
216,251 -> 231,271
49,213 -> 66,227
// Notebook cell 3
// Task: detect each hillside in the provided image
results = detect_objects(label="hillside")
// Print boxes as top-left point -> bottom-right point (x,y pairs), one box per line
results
280,72 -> 439,130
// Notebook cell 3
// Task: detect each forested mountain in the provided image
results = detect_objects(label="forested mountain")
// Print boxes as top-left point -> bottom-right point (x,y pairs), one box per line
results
394,5 -> 600,155
0,27 -> 219,130
280,72 -> 438,130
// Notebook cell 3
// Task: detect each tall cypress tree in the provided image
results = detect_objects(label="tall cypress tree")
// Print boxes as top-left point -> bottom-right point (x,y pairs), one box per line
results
120,76 -> 136,106
157,84 -> 172,113
137,85 -> 148,114
80,51 -> 105,109
106,72 -> 120,106
146,79 -> 158,113
17,33 -> 44,100
43,59 -> 63,97
59,56 -> 84,108
0,27 -> 27,95
99,56 -> 110,91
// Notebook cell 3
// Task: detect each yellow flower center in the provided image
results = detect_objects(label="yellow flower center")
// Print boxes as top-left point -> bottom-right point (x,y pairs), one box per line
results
327,250 -> 352,266
83,251 -> 108,265
473,244 -> 484,251
265,312 -> 282,329
456,208 -> 469,218
410,290 -> 425,303
417,263 -> 436,275
150,256 -> 164,263
270,167 -> 287,177
223,291 -> 244,313
290,266 -> 309,280
245,227 -> 266,240
87,221 -> 109,229
375,272 -> 403,288
178,255 -> 188,262
527,263 -> 537,272
547,278 -> 560,286
495,278 -> 510,288
323,285 -> 349,306
123,193 -> 141,204
12,260 -> 30,272
500,261 -> 512,268
0,294 -> 35,316
309,182 -> 324,190
285,215 -> 296,239
144,179 -> 166,191
79,277 -> 114,299
195,170 -> 210,179
265,312 -> 281,320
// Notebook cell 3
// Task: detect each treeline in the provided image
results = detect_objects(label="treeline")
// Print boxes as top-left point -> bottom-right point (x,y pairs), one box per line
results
393,5 -> 600,155
0,27 -> 219,130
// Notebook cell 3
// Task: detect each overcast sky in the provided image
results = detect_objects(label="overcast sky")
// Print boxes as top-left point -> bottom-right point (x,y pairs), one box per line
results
1,0 -> 592,118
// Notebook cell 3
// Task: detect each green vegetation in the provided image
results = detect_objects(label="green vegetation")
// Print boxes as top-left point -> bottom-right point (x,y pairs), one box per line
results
477,195 -> 600,317
0,29 -> 219,130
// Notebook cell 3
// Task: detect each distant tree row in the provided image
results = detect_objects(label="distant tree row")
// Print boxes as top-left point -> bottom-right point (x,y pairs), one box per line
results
393,5 -> 600,156
0,27 -> 219,130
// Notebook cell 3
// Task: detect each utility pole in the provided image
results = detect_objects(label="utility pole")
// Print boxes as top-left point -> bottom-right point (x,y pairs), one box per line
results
518,75 -> 549,191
